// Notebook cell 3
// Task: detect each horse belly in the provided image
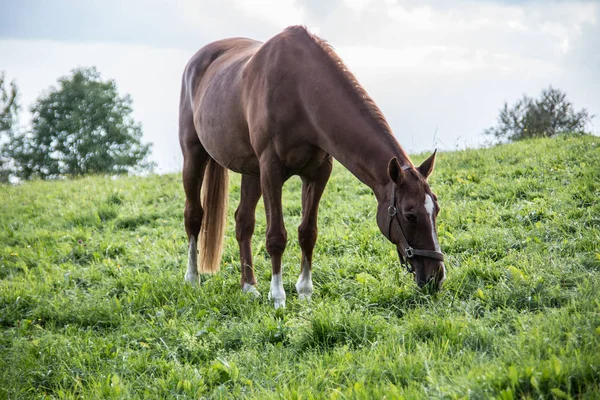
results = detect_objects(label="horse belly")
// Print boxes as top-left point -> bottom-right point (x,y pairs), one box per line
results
194,77 -> 259,175
202,126 -> 259,174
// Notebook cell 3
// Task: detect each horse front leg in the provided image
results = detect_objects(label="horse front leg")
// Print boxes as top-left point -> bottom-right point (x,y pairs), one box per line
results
259,155 -> 288,309
297,156 -> 333,301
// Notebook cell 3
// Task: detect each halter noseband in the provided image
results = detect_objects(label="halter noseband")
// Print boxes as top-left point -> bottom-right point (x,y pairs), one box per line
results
386,165 -> 445,274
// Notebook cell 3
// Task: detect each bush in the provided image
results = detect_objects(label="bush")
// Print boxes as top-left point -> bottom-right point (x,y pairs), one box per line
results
484,86 -> 594,142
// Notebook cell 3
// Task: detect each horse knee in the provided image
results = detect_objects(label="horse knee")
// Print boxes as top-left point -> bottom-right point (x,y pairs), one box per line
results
235,210 -> 255,242
266,229 -> 287,256
298,225 -> 317,251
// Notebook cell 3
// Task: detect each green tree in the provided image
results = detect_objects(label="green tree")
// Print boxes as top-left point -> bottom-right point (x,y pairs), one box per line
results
484,86 -> 594,142
6,67 -> 153,180
0,71 -> 20,183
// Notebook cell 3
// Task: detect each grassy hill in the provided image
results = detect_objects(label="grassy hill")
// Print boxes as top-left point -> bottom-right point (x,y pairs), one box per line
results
1,135 -> 599,399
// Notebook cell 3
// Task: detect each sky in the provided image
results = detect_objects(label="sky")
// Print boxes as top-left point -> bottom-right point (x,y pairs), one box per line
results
1,0 -> 599,173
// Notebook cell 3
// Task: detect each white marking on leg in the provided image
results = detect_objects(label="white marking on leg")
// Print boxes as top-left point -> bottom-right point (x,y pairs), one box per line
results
242,282 -> 261,298
296,258 -> 313,301
425,194 -> 445,282
185,236 -> 199,285
268,272 -> 286,309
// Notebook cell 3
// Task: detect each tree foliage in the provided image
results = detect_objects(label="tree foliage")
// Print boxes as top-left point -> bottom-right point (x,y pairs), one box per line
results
0,72 -> 19,134
484,86 -> 594,142
4,67 -> 153,180
0,72 -> 20,183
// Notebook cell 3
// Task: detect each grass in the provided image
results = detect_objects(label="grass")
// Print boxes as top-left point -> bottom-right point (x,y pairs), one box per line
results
1,135 -> 599,399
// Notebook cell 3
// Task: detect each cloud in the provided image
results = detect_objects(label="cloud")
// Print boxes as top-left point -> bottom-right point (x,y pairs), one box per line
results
0,0 -> 309,48
232,0 -> 306,29
1,0 -> 598,173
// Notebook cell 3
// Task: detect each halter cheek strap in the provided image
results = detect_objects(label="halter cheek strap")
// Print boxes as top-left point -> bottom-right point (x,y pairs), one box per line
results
386,165 -> 445,274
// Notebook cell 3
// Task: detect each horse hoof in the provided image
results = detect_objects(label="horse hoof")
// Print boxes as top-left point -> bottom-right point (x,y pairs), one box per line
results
298,293 -> 312,302
273,298 -> 286,309
242,283 -> 261,298
184,273 -> 199,286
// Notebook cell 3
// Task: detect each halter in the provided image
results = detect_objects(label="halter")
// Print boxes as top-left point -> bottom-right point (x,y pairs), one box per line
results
386,165 -> 445,274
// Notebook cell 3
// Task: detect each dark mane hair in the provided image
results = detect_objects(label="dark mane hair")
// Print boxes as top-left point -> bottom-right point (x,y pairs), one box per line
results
300,29 -> 394,133
288,26 -> 410,162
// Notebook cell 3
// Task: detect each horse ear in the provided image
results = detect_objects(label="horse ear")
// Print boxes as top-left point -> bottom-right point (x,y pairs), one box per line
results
388,157 -> 404,184
418,150 -> 437,179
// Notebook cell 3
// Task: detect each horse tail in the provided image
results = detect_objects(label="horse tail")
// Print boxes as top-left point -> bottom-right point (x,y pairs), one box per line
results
198,159 -> 229,274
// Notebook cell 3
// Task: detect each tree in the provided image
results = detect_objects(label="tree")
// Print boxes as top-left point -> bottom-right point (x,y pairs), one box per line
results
5,67 -> 153,180
0,72 -> 20,183
484,86 -> 594,142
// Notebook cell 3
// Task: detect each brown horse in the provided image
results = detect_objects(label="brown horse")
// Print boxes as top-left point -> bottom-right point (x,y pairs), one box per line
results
179,26 -> 445,308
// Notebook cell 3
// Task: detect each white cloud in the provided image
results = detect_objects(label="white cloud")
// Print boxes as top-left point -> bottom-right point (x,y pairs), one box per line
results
233,0 -> 306,29
343,0 -> 374,16
1,0 -> 598,173
387,5 -> 434,30
337,44 -> 558,75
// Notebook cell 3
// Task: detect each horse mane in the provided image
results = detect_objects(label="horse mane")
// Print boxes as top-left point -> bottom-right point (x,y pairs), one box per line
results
281,26 -> 411,164
301,28 -> 397,136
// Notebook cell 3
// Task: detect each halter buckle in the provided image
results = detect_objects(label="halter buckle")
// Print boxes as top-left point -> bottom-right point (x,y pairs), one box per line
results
387,206 -> 397,217
405,247 -> 414,258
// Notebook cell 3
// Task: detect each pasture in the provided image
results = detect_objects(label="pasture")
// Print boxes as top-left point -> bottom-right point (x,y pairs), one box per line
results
1,135 -> 599,398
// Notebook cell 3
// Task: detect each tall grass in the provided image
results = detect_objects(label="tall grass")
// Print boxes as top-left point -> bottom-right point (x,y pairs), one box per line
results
1,135 -> 599,398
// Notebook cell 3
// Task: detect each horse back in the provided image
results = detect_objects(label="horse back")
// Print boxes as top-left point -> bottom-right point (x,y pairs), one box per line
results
181,38 -> 261,112
183,27 -> 330,176
180,38 -> 262,173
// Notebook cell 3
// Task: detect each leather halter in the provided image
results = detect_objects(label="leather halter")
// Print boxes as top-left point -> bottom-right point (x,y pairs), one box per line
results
386,165 -> 445,274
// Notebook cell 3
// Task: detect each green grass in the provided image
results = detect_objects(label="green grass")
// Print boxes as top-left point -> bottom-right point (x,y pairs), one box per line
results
1,135 -> 599,399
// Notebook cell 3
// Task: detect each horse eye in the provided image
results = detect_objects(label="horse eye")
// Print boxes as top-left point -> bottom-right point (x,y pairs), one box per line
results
404,213 -> 417,222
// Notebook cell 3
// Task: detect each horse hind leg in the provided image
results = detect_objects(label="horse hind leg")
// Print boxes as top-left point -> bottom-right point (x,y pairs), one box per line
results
297,156 -> 333,301
181,127 -> 209,285
235,174 -> 262,297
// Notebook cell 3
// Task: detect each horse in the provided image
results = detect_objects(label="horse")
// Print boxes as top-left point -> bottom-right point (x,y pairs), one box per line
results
179,26 -> 445,308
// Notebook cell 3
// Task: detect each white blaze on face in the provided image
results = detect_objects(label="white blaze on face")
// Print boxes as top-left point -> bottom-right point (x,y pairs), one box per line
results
425,194 -> 446,284
424,195 -> 441,252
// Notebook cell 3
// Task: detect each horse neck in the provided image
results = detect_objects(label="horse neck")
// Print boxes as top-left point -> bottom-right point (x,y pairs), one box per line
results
303,80 -> 411,202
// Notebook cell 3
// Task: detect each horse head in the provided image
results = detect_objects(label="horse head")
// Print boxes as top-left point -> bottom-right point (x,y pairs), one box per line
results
377,151 -> 446,290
